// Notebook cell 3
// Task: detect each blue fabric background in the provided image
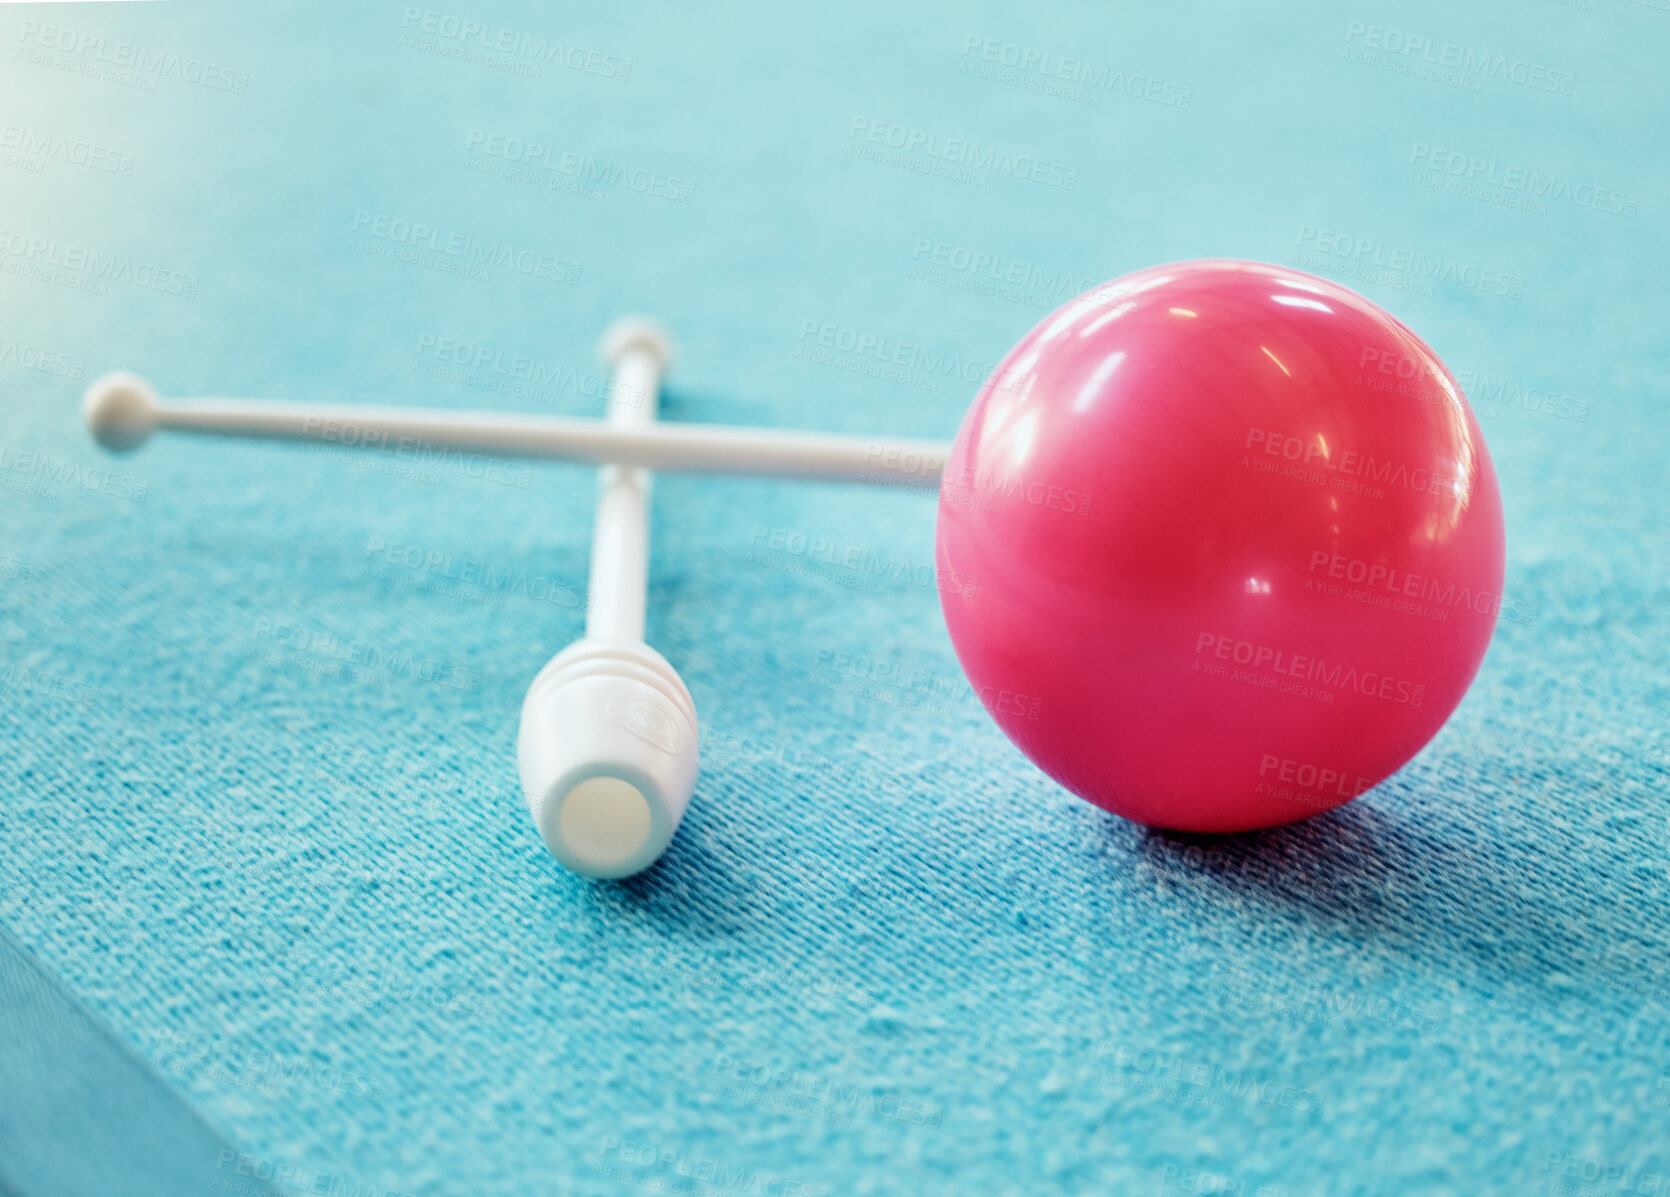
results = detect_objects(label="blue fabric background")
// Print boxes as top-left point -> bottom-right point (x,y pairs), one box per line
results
1,1 -> 1666,1194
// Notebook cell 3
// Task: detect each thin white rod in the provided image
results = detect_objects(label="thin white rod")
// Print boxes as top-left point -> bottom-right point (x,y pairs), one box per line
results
586,331 -> 661,642
144,398 -> 949,485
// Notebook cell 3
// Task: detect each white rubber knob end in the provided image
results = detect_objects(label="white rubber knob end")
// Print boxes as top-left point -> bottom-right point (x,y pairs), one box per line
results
598,316 -> 675,372
83,372 -> 158,453
517,639 -> 699,879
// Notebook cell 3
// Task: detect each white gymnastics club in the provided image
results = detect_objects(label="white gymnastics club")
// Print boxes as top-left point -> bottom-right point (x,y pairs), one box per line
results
82,321 -> 954,878
515,317 -> 697,877
79,371 -> 952,485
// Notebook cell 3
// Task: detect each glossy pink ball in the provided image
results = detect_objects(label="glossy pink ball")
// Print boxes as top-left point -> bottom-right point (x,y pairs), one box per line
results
935,260 -> 1504,832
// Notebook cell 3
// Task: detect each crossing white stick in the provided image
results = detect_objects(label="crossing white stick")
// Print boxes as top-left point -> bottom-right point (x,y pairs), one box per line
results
82,374 -> 951,486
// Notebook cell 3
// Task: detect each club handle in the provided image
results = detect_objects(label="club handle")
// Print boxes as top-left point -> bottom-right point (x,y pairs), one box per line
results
83,373 -> 951,487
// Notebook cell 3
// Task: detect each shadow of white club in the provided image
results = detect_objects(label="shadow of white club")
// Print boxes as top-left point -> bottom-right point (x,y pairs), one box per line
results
82,320 -> 951,878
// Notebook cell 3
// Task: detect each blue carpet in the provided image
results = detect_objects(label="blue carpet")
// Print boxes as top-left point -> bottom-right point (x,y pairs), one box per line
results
0,925 -> 284,1197
0,1 -> 1666,1194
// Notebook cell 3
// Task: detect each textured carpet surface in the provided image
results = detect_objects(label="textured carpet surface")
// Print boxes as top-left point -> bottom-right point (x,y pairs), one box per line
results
0,1 -> 1666,1194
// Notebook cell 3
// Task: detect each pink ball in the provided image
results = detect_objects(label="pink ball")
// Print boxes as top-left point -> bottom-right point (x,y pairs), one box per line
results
935,260 -> 1505,832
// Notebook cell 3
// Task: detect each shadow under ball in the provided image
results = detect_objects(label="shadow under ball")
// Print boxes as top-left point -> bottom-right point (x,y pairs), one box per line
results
935,259 -> 1506,833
